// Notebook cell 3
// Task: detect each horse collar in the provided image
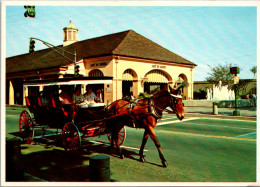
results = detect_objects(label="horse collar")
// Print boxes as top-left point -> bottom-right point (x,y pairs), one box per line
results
149,98 -> 162,119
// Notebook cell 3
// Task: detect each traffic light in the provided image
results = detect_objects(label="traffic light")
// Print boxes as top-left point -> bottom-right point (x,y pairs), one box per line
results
75,65 -> 80,76
29,39 -> 35,53
24,6 -> 36,18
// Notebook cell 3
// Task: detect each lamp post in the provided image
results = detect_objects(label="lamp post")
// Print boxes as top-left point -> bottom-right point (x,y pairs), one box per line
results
230,67 -> 240,116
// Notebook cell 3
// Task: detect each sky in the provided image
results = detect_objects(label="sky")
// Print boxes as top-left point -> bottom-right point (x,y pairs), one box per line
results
4,3 -> 257,81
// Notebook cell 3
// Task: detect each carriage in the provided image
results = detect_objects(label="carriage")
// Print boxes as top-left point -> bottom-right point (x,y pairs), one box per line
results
19,77 -> 126,151
19,76 -> 185,167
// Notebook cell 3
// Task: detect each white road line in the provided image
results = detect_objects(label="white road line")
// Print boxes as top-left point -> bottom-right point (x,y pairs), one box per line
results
182,122 -> 256,130
33,133 -> 61,139
204,118 -> 256,122
88,140 -> 149,152
160,117 -> 177,121
236,132 -> 256,138
157,118 -> 256,130
157,118 -> 199,126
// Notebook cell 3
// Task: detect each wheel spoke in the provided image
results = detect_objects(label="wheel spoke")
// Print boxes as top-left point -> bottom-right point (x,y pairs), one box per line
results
19,111 -> 33,144
62,122 -> 81,151
118,135 -> 123,142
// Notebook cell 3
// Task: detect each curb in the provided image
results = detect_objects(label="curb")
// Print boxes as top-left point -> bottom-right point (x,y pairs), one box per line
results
185,113 -> 256,121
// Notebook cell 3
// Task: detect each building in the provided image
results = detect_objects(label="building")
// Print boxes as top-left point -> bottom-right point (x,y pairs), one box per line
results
6,21 -> 197,105
193,79 -> 257,99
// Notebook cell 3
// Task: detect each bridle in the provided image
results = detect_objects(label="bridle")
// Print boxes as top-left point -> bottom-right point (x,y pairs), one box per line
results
149,93 -> 182,118
110,92 -> 183,120
168,94 -> 182,113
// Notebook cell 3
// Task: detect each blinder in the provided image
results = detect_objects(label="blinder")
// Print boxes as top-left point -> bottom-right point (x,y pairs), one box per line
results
170,94 -> 182,112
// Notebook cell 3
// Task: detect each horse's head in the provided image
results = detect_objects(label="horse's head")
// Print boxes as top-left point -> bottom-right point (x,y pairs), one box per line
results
169,85 -> 185,121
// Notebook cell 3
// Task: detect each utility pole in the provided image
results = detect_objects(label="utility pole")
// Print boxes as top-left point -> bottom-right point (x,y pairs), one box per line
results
29,38 -> 79,77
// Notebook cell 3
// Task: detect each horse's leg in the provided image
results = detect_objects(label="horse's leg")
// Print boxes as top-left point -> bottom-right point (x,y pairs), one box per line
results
110,120 -> 124,159
147,125 -> 168,167
114,130 -> 124,159
139,129 -> 149,163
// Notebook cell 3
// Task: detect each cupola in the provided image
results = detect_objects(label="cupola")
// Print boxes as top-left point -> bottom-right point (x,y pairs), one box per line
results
63,20 -> 78,46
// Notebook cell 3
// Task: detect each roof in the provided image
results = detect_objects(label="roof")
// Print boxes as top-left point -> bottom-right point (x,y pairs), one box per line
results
6,30 -> 197,74
63,20 -> 78,30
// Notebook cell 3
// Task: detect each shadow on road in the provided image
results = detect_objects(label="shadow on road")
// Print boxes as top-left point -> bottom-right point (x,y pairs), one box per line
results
22,149 -> 91,181
9,131 -> 164,181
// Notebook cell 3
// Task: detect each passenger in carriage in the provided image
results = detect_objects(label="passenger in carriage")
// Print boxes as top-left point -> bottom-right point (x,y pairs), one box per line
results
40,87 -> 53,107
95,89 -> 103,103
72,85 -> 88,108
83,86 -> 97,107
59,86 -> 73,104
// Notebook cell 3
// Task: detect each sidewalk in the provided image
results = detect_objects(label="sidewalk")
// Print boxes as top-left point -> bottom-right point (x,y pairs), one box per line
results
184,106 -> 257,121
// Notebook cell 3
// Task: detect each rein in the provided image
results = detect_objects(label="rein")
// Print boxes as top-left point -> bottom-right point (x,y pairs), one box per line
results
108,92 -> 182,121
149,93 -> 181,118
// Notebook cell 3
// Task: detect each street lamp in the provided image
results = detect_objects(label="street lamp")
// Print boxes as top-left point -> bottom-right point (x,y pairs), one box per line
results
230,67 -> 240,116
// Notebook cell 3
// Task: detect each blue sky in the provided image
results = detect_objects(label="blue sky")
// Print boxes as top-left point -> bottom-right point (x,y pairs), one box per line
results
5,5 -> 257,81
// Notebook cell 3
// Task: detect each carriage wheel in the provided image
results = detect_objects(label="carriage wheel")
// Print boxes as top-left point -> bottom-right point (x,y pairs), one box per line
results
107,126 -> 126,146
19,110 -> 34,144
62,122 -> 81,151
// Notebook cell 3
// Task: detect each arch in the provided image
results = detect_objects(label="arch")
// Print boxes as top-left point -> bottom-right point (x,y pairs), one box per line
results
177,73 -> 188,100
122,69 -> 138,98
144,69 -> 172,94
144,69 -> 172,83
89,69 -> 104,77
178,73 -> 188,83
122,69 -> 137,81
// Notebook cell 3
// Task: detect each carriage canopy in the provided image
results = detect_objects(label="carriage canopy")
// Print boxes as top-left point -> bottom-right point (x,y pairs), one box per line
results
23,76 -> 113,87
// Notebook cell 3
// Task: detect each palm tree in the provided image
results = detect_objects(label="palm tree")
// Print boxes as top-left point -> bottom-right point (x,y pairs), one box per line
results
250,66 -> 257,79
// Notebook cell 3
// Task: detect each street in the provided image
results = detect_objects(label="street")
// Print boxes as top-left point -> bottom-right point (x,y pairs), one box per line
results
5,106 -> 256,182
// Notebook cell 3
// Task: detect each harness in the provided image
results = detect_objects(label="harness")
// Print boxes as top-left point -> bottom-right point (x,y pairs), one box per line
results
112,93 -> 182,127
148,99 -> 162,119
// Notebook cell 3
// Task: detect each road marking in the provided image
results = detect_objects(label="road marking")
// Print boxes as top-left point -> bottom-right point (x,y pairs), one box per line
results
158,130 -> 256,142
204,118 -> 256,122
6,114 -> 19,116
157,117 -> 199,126
180,122 -> 256,130
160,117 -> 177,121
33,133 -> 61,139
158,118 -> 256,130
236,132 -> 256,138
88,140 -> 149,151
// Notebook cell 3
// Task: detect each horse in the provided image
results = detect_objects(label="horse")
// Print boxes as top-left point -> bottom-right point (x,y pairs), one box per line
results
107,85 -> 185,167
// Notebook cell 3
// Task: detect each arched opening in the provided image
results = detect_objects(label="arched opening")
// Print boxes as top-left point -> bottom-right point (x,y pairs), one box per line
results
88,69 -> 105,102
144,70 -> 170,94
89,69 -> 104,77
177,74 -> 188,100
122,69 -> 137,98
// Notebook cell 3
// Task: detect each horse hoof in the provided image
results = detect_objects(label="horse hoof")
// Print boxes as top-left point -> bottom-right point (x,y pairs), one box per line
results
162,161 -> 168,167
139,156 -> 146,163
120,155 -> 125,159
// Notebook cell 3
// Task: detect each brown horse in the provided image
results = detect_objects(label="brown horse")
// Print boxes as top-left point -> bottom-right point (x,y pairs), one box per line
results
107,85 -> 185,167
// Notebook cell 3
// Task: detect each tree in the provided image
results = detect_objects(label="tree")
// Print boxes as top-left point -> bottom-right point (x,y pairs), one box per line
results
206,63 -> 236,85
250,66 -> 257,79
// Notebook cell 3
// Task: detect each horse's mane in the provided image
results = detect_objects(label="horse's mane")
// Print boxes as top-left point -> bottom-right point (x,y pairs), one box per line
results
151,89 -> 170,99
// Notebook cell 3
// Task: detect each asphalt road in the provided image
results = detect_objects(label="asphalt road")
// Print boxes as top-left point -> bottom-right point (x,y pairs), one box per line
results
4,106 -> 257,183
